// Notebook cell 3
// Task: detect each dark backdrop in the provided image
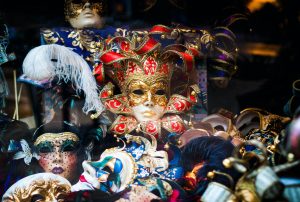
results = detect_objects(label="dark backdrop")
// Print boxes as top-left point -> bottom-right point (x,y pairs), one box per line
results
1,0 -> 300,116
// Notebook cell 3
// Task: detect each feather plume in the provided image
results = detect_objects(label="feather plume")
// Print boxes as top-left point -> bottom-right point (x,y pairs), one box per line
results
22,44 -> 104,114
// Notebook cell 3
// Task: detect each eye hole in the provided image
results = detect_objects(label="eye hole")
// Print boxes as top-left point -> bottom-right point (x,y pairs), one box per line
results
71,0 -> 83,4
36,141 -> 53,153
38,146 -> 53,153
215,125 -> 225,131
103,166 -> 113,174
57,194 -> 67,202
61,140 -> 78,152
155,89 -> 166,95
133,89 -> 144,95
62,145 -> 77,152
89,0 -> 101,3
31,194 -> 44,202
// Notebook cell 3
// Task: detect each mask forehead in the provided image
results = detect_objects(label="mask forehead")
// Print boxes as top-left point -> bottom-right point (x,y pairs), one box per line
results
34,132 -> 79,146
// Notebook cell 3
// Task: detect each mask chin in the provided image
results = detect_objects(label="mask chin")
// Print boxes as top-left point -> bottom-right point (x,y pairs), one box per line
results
69,14 -> 104,29
69,16 -> 103,29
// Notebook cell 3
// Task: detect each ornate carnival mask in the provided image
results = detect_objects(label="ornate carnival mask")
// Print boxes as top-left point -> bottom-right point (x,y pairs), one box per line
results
98,35 -> 199,138
64,0 -> 103,29
72,134 -> 182,198
234,108 -> 291,136
2,173 -> 71,202
34,132 -> 80,181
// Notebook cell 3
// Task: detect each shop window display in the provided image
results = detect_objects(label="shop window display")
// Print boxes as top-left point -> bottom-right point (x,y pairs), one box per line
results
1,0 -> 300,201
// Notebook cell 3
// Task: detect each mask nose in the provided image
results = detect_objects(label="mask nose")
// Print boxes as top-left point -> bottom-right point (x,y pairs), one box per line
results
53,148 -> 63,163
144,91 -> 154,107
83,2 -> 91,9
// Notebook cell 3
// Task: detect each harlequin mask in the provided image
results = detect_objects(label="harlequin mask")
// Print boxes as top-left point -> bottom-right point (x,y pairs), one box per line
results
2,173 -> 71,202
34,132 -> 80,181
71,134 -> 182,197
98,35 -> 199,137
64,0 -> 103,29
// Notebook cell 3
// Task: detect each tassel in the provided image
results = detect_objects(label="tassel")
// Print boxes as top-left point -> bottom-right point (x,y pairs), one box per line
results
22,44 -> 104,114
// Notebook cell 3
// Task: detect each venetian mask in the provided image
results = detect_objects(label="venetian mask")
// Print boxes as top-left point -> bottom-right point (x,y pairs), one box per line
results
34,132 -> 79,182
65,0 -> 103,29
72,134 -> 178,198
98,35 -> 198,137
128,79 -> 168,122
2,173 -> 71,202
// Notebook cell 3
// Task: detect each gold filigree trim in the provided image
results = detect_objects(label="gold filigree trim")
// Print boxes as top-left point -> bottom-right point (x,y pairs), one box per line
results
34,132 -> 79,146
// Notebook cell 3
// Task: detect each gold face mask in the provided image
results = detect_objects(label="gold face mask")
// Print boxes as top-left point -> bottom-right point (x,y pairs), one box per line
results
64,0 -> 102,20
2,173 -> 71,202
127,79 -> 168,122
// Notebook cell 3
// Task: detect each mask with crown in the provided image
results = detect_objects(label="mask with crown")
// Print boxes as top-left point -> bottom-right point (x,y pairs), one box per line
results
98,35 -> 200,139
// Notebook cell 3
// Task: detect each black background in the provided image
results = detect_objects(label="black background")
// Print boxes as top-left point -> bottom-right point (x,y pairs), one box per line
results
1,0 -> 300,116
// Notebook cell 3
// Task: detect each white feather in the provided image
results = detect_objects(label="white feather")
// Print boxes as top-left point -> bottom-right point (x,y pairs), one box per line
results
22,44 -> 104,114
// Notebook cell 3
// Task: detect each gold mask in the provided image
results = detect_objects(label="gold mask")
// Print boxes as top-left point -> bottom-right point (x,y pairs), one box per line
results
2,173 -> 71,202
64,0 -> 102,20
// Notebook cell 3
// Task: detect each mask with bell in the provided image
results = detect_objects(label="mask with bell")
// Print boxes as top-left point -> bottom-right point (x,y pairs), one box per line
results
98,35 -> 199,138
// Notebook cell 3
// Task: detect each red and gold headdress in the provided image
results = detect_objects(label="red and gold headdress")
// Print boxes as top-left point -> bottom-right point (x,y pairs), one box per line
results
98,36 -> 195,93
98,34 -> 200,138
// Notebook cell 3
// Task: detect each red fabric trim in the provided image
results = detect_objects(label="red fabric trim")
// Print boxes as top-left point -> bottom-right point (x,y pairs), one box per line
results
100,52 -> 126,64
135,38 -> 159,55
150,25 -> 172,34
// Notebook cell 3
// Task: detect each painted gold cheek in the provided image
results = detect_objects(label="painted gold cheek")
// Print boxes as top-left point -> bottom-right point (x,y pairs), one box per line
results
67,5 -> 83,18
153,95 -> 168,107
92,3 -> 102,14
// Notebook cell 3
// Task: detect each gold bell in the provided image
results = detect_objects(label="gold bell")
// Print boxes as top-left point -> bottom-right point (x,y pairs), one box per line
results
287,153 -> 294,162
164,143 -> 170,150
223,158 -> 232,168
207,171 -> 215,179
107,90 -> 113,96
